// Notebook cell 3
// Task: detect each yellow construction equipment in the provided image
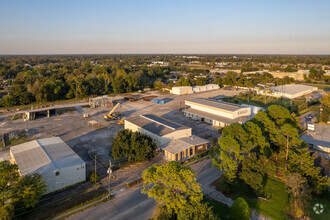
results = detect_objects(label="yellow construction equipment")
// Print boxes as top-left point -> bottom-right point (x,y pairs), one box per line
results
104,103 -> 120,121
118,117 -> 125,125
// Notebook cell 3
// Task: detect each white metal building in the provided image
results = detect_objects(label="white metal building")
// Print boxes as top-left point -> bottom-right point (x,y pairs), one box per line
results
184,98 -> 252,127
10,137 -> 86,194
170,84 -> 220,95
259,84 -> 318,99
170,86 -> 194,95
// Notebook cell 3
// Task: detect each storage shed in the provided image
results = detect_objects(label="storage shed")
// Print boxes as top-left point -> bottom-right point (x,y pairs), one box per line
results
10,137 -> 86,194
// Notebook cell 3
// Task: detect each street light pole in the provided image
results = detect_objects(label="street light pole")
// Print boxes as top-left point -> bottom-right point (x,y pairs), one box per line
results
107,160 -> 112,198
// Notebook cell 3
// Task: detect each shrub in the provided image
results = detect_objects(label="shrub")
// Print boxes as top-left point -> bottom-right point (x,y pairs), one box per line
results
90,172 -> 99,183
230,197 -> 252,220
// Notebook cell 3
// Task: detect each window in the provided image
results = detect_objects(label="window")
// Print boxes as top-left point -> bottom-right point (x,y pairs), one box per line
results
55,171 -> 60,176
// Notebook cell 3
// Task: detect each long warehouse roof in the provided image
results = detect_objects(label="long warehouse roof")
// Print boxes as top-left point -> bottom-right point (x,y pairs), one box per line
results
270,84 -> 317,95
183,108 -> 250,124
185,98 -> 249,112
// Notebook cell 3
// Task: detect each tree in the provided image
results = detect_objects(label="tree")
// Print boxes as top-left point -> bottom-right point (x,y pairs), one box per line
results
240,154 -> 266,194
280,124 -> 302,170
0,161 -> 19,205
196,77 -> 206,86
286,173 -> 310,218
211,135 -> 241,181
243,121 -> 269,154
153,80 -> 165,90
142,162 -> 204,217
0,161 -> 46,218
177,201 -> 216,220
0,95 -> 14,108
267,105 -> 294,126
230,197 -> 252,220
13,173 -> 46,209
111,129 -> 157,162
288,146 -> 327,194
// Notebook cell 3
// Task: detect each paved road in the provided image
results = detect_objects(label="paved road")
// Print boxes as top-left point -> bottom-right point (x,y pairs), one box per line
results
68,159 -> 219,220
68,186 -> 155,220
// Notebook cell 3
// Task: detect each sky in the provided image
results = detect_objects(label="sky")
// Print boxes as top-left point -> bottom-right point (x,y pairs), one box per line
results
0,0 -> 330,55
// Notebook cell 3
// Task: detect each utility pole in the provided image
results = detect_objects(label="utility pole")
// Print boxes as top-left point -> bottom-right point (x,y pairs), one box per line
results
107,160 -> 112,198
94,154 -> 97,177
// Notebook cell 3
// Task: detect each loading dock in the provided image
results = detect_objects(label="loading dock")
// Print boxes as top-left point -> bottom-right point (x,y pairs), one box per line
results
24,107 -> 58,121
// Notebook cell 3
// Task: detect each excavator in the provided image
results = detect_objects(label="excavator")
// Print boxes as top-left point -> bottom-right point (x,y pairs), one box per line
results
104,103 -> 121,121
118,117 -> 125,125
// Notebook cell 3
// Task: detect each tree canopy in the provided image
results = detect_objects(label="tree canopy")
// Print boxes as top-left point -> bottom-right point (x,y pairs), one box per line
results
0,161 -> 46,219
111,129 -> 157,162
142,162 -> 215,219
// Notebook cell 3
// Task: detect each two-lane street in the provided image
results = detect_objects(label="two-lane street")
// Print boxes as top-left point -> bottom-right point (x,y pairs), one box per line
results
68,159 -> 220,220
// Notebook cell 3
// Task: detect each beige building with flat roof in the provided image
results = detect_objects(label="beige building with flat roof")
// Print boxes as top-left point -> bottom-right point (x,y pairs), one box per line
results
184,98 -> 252,127
124,114 -> 208,161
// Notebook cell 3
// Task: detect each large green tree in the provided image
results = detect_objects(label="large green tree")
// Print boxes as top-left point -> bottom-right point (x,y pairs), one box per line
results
0,161 -> 46,219
142,162 -> 214,219
111,129 -> 157,162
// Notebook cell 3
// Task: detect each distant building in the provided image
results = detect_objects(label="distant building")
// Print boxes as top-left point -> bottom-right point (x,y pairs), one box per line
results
259,84 -> 318,99
243,70 -> 310,80
10,137 -> 86,194
171,86 -> 193,95
124,114 -> 208,161
170,84 -> 219,95
183,98 -> 252,127
269,70 -> 309,80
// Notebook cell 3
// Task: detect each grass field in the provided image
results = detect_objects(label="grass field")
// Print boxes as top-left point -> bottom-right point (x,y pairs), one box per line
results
307,196 -> 330,220
216,176 -> 289,220
204,197 -> 231,220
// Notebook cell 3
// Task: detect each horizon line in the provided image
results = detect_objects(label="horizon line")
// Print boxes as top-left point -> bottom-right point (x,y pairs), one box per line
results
1,53 -> 330,56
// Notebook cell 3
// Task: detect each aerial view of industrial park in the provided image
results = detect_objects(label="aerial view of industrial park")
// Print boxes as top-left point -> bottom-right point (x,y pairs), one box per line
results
0,1 -> 329,220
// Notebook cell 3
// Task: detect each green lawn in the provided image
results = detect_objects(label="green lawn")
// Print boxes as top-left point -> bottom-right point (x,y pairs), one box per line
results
245,177 -> 289,220
307,196 -> 330,220
204,197 -> 231,220
218,176 -> 289,220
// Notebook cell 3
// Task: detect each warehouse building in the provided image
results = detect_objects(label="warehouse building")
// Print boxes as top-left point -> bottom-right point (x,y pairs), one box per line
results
258,84 -> 318,99
184,98 -> 252,127
124,114 -> 208,161
170,84 -> 219,95
10,137 -> 86,194
170,86 -> 194,95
